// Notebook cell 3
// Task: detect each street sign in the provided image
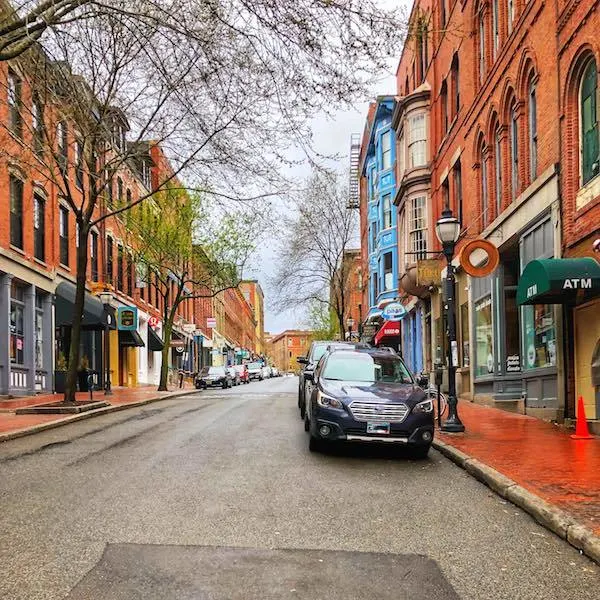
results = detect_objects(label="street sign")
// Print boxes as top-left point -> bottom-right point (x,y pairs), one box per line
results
207,317 -> 217,329
117,306 -> 138,331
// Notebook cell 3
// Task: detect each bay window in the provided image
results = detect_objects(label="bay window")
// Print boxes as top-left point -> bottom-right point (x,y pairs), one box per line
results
407,114 -> 426,168
409,195 -> 427,260
381,131 -> 392,169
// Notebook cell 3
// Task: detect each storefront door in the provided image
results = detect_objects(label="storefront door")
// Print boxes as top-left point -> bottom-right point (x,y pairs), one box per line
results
574,299 -> 600,420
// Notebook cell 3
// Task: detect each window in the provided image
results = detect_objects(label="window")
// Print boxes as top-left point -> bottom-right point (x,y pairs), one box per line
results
59,206 -> 69,265
381,131 -> 392,169
453,160 -> 463,224
451,54 -> 460,117
373,273 -> 379,302
75,140 -> 84,188
481,148 -> 489,227
32,96 -> 44,156
408,114 -> 426,167
383,252 -> 393,290
382,193 -> 392,229
155,271 -> 160,308
479,10 -> 486,83
527,81 -> 538,181
10,282 -> 24,365
474,296 -> 494,377
126,188 -> 132,207
441,80 -> 448,134
126,253 -> 133,296
107,177 -> 113,207
510,104 -> 519,198
522,304 -> 556,370
9,175 -> 23,249
33,193 -> 45,261
409,195 -> 427,260
57,121 -> 68,173
460,302 -> 470,367
495,129 -> 502,215
117,245 -> 124,290
117,177 -> 124,206
35,294 -> 44,370
492,0 -> 499,58
507,0 -> 514,34
440,0 -> 446,29
397,132 -> 405,179
142,160 -> 151,188
8,70 -> 22,138
90,231 -> 99,281
370,221 -> 377,251
442,177 -> 450,209
107,237 -> 114,284
580,59 -> 598,185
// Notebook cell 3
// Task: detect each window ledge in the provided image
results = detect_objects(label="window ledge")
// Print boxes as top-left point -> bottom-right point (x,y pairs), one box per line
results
59,263 -> 71,271
575,175 -> 600,212
33,258 -> 47,267
9,245 -> 26,256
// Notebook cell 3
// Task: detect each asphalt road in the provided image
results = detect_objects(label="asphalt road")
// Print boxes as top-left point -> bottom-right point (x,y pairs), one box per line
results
0,377 -> 597,599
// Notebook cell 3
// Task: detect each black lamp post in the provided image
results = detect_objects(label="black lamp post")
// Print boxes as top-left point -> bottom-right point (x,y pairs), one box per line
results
435,207 -> 465,433
99,289 -> 113,396
346,317 -> 355,342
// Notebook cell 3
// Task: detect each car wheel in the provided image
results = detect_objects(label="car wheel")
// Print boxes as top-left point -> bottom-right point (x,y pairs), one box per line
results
411,445 -> 431,460
308,434 -> 324,453
303,410 -> 310,432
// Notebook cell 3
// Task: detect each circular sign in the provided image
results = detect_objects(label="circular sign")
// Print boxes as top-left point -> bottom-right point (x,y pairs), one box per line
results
176,346 -> 184,353
459,239 -> 500,278
381,302 -> 407,322
106,314 -> 112,325
149,316 -> 159,328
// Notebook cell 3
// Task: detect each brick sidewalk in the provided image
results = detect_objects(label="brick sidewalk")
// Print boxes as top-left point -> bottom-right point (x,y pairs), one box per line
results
437,401 -> 600,536
0,385 -> 195,437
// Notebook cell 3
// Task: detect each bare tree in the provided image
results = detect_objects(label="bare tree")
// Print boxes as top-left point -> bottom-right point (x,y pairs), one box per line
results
271,169 -> 357,336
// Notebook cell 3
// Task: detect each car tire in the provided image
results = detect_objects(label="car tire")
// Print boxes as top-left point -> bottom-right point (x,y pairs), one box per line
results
411,445 -> 431,460
303,411 -> 310,432
308,434 -> 323,453
222,382 -> 227,389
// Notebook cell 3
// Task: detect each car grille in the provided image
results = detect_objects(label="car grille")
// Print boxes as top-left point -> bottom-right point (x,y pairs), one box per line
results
348,401 -> 409,423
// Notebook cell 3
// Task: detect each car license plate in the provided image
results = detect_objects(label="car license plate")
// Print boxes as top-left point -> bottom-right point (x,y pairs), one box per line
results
367,422 -> 390,435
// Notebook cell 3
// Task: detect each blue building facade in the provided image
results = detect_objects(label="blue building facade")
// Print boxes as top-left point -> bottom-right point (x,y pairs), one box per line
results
362,97 -> 398,320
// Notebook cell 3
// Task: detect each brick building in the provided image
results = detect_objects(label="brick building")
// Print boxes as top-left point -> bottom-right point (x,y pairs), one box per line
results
240,280 -> 265,356
358,0 -> 600,423
269,330 -> 313,373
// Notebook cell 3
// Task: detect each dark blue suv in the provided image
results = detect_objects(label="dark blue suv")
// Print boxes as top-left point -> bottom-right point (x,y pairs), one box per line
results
304,349 -> 434,457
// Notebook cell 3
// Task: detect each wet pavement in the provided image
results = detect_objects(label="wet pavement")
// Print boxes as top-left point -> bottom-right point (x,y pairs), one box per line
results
0,377 -> 598,599
438,401 -> 600,535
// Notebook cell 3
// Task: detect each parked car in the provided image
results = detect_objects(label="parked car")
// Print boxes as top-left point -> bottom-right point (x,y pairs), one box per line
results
261,365 -> 272,379
271,367 -> 279,377
233,364 -> 250,384
195,366 -> 233,389
303,348 -> 434,457
247,361 -> 264,381
227,366 -> 241,386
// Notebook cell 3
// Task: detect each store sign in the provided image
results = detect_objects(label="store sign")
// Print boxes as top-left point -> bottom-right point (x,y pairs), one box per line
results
417,259 -> 441,286
207,317 -> 217,329
361,323 -> 379,339
506,355 -> 521,373
117,306 -> 138,331
562,278 -> 592,289
381,302 -> 407,322
148,316 -> 159,328
170,339 -> 186,348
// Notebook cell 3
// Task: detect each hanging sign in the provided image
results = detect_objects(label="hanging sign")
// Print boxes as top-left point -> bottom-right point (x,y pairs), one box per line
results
117,306 -> 138,331
148,316 -> 159,328
417,260 -> 441,286
207,317 -> 217,329
459,239 -> 500,278
381,302 -> 407,322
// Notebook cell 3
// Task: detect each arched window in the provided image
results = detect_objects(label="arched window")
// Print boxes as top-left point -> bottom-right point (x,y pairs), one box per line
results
441,80 -> 448,134
492,0 -> 499,58
478,135 -> 489,227
507,0 -> 514,35
478,9 -> 486,84
510,100 -> 519,199
494,127 -> 503,215
451,54 -> 460,117
528,79 -> 537,180
580,58 -> 599,185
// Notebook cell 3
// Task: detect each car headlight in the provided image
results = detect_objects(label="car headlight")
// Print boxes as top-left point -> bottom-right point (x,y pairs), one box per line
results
413,398 -> 433,414
316,390 -> 344,409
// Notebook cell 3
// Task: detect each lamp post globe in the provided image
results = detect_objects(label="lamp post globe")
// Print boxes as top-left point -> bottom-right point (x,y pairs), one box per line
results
435,208 -> 465,433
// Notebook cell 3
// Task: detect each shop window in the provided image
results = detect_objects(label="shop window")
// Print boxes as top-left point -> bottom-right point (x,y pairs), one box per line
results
522,304 -> 556,370
460,303 -> 470,367
8,70 -> 22,139
382,193 -> 392,229
383,252 -> 393,291
408,114 -> 426,167
528,80 -> 537,181
381,131 -> 392,170
409,195 -> 427,260
32,95 -> 44,156
10,175 -> 23,250
10,282 -> 24,365
33,193 -> 45,261
35,294 -> 44,370
59,206 -> 69,266
90,231 -> 99,281
106,237 -> 114,284
474,296 -> 494,377
580,58 -> 598,185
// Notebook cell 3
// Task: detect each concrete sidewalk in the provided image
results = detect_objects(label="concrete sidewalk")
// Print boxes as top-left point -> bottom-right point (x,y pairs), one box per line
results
0,385 -> 197,441
434,401 -> 600,563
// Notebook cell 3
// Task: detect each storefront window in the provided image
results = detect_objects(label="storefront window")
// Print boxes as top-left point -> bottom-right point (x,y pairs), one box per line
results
522,304 -> 556,370
474,296 -> 493,377
10,282 -> 24,365
35,295 -> 43,369
504,289 -> 520,373
460,302 -> 470,367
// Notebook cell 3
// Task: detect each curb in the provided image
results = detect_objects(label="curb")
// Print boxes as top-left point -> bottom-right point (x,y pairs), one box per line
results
0,389 -> 198,444
433,438 -> 600,566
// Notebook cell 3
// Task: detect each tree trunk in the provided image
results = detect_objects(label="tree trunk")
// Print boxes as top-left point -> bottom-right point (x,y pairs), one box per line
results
158,315 -> 173,391
64,227 -> 89,403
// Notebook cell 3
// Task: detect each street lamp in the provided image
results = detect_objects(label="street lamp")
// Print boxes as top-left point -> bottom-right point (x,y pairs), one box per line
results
346,317 -> 355,341
99,289 -> 113,396
435,207 -> 464,433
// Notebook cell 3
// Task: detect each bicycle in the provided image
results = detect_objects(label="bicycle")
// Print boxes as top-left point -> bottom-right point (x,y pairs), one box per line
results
417,373 -> 448,419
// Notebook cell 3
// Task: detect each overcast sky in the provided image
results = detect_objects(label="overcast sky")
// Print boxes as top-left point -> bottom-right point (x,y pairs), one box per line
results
249,69 -> 399,335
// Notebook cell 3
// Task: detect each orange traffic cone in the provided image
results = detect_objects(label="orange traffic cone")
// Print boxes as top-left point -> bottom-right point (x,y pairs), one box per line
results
571,396 -> 593,440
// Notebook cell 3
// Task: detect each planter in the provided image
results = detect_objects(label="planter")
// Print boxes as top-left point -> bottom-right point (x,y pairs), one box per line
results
78,369 -> 92,392
54,370 -> 67,394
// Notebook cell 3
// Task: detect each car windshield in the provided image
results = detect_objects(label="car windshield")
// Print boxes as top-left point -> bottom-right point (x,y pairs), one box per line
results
322,353 -> 412,384
247,362 -> 261,369
310,344 -> 330,362
206,367 -> 224,375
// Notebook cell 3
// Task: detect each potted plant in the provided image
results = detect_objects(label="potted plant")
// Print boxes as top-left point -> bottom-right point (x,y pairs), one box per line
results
54,352 -> 67,394
78,355 -> 92,392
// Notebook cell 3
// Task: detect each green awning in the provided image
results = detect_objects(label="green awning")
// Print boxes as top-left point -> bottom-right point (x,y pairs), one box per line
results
517,258 -> 600,305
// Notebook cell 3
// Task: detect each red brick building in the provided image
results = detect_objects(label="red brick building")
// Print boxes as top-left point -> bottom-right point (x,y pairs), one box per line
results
269,330 -> 313,373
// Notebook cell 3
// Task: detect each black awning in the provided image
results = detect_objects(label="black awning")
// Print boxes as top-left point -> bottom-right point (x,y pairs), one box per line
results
119,330 -> 145,347
55,282 -> 116,330
148,327 -> 164,351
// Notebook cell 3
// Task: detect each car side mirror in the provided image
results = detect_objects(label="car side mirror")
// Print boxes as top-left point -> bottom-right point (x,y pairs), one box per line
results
417,375 -> 429,388
297,357 -> 308,365
304,371 -> 314,382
